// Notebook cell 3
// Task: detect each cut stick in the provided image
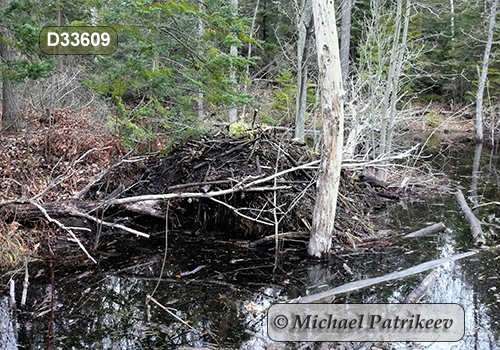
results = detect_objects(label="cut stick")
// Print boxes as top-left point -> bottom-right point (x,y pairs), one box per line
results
404,222 -> 446,238
455,188 -> 486,246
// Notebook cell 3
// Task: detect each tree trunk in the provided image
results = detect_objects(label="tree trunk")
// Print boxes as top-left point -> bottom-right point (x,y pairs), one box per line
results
228,0 -> 239,124
476,0 -> 498,143
308,0 -> 344,258
386,0 -> 411,155
295,0 -> 313,142
470,142 -> 482,207
0,11 -> 21,132
197,2 -> 205,120
379,0 -> 403,162
241,0 -> 260,117
340,0 -> 352,87
450,0 -> 455,38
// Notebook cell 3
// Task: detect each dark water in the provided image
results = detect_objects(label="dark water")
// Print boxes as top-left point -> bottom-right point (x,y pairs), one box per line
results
2,143 -> 500,349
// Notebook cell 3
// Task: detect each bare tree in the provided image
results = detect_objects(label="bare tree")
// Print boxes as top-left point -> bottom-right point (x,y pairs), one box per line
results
197,1 -> 205,120
229,0 -> 239,124
308,0 -> 344,258
476,0 -> 498,142
379,0 -> 403,164
294,0 -> 313,142
340,0 -> 352,87
241,0 -> 260,117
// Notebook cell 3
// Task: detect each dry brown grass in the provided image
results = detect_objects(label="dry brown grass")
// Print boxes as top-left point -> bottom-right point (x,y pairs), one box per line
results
0,220 -> 27,270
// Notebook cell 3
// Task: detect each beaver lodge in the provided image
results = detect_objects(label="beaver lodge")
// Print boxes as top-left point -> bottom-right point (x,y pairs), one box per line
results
0,121 -> 413,267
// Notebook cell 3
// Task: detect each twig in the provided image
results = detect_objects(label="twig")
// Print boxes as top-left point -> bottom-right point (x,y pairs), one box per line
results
74,211 -> 150,238
404,222 -> 446,238
73,152 -> 140,199
179,265 -> 206,277
248,231 -> 309,248
29,201 -> 97,264
168,179 -> 233,190
273,144 -> 281,272
342,144 -> 420,169
278,178 -> 316,225
472,201 -> 500,210
209,197 -> 274,226
404,270 -> 437,303
151,201 -> 169,298
32,147 -> 112,201
146,295 -> 198,332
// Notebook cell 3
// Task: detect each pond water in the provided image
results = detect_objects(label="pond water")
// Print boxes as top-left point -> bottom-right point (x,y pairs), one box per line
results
2,143 -> 500,349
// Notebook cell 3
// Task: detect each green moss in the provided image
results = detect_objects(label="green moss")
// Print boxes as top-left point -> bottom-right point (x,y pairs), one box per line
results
425,111 -> 442,127
229,117 -> 254,138
425,133 -> 441,150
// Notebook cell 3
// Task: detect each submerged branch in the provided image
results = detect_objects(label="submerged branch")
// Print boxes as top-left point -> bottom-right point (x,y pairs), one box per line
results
291,249 -> 481,303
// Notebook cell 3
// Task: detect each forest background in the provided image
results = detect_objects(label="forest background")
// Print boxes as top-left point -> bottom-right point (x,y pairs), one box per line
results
1,0 -> 498,151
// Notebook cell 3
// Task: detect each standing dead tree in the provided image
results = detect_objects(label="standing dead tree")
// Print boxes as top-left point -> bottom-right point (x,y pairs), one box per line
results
475,0 -> 498,143
294,0 -> 313,143
308,0 -> 345,258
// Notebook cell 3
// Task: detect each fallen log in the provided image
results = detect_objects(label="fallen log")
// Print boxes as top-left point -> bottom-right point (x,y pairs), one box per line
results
0,200 -> 95,220
455,188 -> 486,246
404,222 -> 446,238
290,249 -> 479,304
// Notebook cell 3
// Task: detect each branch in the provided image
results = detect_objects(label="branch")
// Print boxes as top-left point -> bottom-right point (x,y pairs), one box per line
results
31,147 -> 112,201
72,211 -> 150,238
29,201 -> 97,264
209,197 -> 274,226
73,152 -> 141,199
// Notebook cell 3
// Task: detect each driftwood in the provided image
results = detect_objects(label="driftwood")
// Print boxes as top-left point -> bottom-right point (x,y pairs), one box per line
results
404,222 -> 446,238
291,249 -> 479,304
455,188 -> 486,246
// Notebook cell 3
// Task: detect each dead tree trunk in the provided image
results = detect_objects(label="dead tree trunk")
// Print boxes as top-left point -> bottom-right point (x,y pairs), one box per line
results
475,0 -> 498,142
308,0 -> 344,258
340,0 -> 352,87
295,0 -> 313,143
228,0 -> 239,124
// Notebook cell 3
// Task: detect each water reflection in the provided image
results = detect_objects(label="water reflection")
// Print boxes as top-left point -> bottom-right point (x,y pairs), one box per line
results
0,296 -> 17,350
